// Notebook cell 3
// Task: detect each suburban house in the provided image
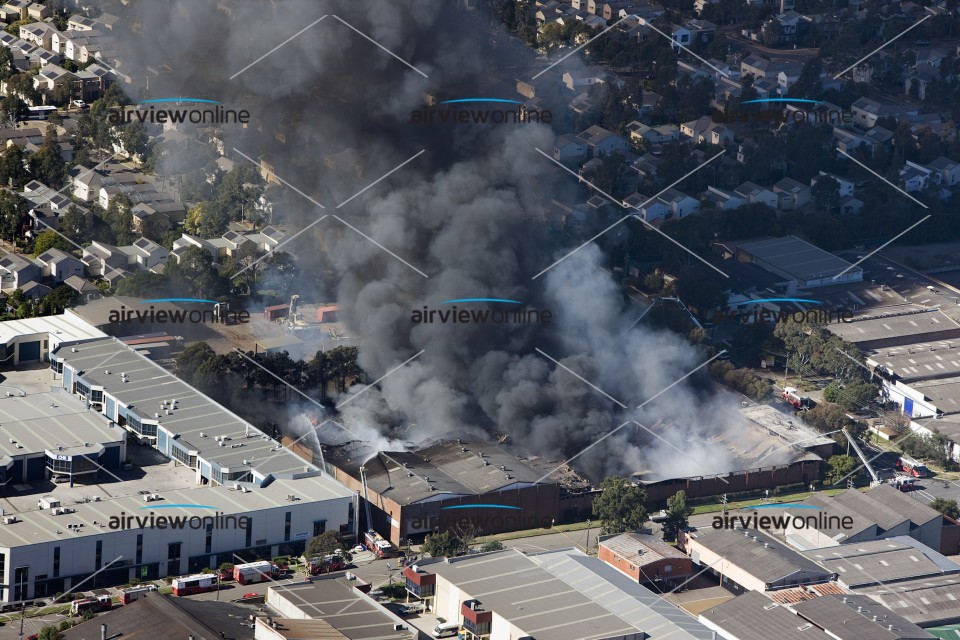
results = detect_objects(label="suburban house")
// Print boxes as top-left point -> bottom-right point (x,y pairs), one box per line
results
0,252 -> 40,290
900,160 -> 934,192
850,96 -> 919,128
660,188 -> 700,219
627,121 -> 680,145
773,177 -> 812,210
553,133 -> 588,164
703,186 -> 746,210
624,192 -> 668,223
170,227 -> 285,264
812,171 -> 854,197
578,125 -> 629,157
35,248 -> 84,282
132,201 -> 188,232
739,54 -> 804,81
680,116 -> 733,145
927,156 -> 960,186
734,181 -> 778,208
82,238 -> 169,274
561,69 -> 620,92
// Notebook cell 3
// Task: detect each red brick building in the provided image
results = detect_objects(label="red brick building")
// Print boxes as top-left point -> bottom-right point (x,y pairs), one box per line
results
598,532 -> 693,589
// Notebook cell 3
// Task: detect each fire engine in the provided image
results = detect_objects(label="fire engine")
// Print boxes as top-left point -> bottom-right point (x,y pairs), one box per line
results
71,595 -> 111,615
895,456 -> 929,478
233,560 -> 279,585
782,387 -> 814,410
119,585 -> 156,604
364,531 -> 393,558
308,554 -> 346,575
171,574 -> 218,596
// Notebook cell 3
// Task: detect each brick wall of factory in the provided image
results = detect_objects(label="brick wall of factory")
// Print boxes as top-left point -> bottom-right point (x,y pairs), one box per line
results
641,458 -> 822,503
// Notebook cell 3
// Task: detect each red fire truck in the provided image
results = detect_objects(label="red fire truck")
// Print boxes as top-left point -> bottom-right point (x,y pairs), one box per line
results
119,585 -> 156,604
171,574 -> 218,596
895,456 -> 929,478
233,561 -> 279,585
364,531 -> 393,559
308,554 -> 346,575
71,595 -> 111,615
782,387 -> 814,410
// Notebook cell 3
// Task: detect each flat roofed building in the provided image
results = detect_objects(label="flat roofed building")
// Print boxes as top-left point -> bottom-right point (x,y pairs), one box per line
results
803,537 -> 960,588
786,486 -> 945,553
829,306 -> 960,351
267,576 -> 416,640
679,527 -> 834,593
855,573 -> 960,627
867,342 -> 960,381
419,548 -> 710,640
729,235 -> 863,288
700,591 -> 834,640
61,594 -> 256,640
325,438 -> 570,546
790,594 -> 934,640
0,313 -> 106,366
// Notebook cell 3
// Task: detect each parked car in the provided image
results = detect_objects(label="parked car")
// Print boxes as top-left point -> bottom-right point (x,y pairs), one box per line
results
71,99 -> 87,109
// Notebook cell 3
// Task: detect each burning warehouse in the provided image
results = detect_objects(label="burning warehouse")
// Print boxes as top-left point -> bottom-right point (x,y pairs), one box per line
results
315,437 -> 594,546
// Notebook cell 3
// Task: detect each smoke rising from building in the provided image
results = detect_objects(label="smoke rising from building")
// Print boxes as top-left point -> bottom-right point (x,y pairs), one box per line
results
115,0 -> 789,481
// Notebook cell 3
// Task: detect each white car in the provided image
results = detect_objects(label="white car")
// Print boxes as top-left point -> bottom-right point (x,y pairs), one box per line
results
350,545 -> 365,554
71,100 -> 87,109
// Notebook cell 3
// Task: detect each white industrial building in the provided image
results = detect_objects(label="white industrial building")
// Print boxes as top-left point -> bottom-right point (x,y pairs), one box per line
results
0,314 -> 356,603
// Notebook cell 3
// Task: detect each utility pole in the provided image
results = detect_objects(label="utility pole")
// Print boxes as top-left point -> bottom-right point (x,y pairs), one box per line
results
720,493 -> 728,515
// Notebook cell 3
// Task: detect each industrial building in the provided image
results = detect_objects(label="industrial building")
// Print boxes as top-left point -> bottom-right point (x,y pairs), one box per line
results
679,527 -> 834,593
323,437 -> 593,546
404,548 -> 716,640
598,532 -> 694,589
266,575 -> 417,640
0,314 -> 356,603
782,485 -> 946,553
699,591 -> 935,640
854,574 -> 960,627
830,306 -> 960,351
635,404 -> 830,503
801,537 -> 960,589
715,235 -> 863,289
61,594 -> 256,640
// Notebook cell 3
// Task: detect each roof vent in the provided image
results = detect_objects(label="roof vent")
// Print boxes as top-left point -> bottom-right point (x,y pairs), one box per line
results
71,347 -> 77,352
104,370 -> 110,375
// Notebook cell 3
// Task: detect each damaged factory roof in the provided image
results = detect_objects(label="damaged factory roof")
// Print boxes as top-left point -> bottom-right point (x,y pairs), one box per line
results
324,437 -> 565,505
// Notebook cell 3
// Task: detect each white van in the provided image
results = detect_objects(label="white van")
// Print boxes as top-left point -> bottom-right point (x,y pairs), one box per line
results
433,621 -> 460,638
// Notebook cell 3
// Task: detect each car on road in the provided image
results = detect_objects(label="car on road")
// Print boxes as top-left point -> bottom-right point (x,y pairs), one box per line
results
71,100 -> 87,109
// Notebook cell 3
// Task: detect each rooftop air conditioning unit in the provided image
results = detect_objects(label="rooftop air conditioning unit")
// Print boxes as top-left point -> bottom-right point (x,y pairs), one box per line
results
104,370 -> 110,375
199,432 -> 205,438
71,348 -> 77,352
4,516 -> 16,524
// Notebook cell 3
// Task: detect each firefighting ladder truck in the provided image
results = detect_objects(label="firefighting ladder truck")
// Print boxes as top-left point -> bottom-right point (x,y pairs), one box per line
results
359,465 -> 375,539
843,428 -> 883,487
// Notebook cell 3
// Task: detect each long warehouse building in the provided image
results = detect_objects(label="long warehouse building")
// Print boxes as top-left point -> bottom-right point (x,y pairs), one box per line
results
0,314 -> 355,603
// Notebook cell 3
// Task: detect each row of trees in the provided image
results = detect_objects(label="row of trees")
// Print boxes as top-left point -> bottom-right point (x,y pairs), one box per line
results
175,342 -> 366,409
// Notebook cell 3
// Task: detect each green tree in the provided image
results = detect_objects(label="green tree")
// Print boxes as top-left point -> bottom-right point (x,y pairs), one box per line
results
422,531 -> 467,558
479,540 -> 505,552
929,498 -> 960,520
592,476 -> 648,534
184,201 -> 229,237
33,229 -> 73,255
802,403 -> 865,442
165,245 -> 227,299
38,625 -> 64,640
0,143 -> 28,187
113,270 -> 169,297
306,530 -> 340,557
121,120 -> 149,157
662,490 -> 693,540
824,454 -> 858,484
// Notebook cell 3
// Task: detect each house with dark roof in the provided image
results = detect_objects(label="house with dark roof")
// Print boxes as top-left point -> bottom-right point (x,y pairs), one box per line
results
35,247 -> 83,282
